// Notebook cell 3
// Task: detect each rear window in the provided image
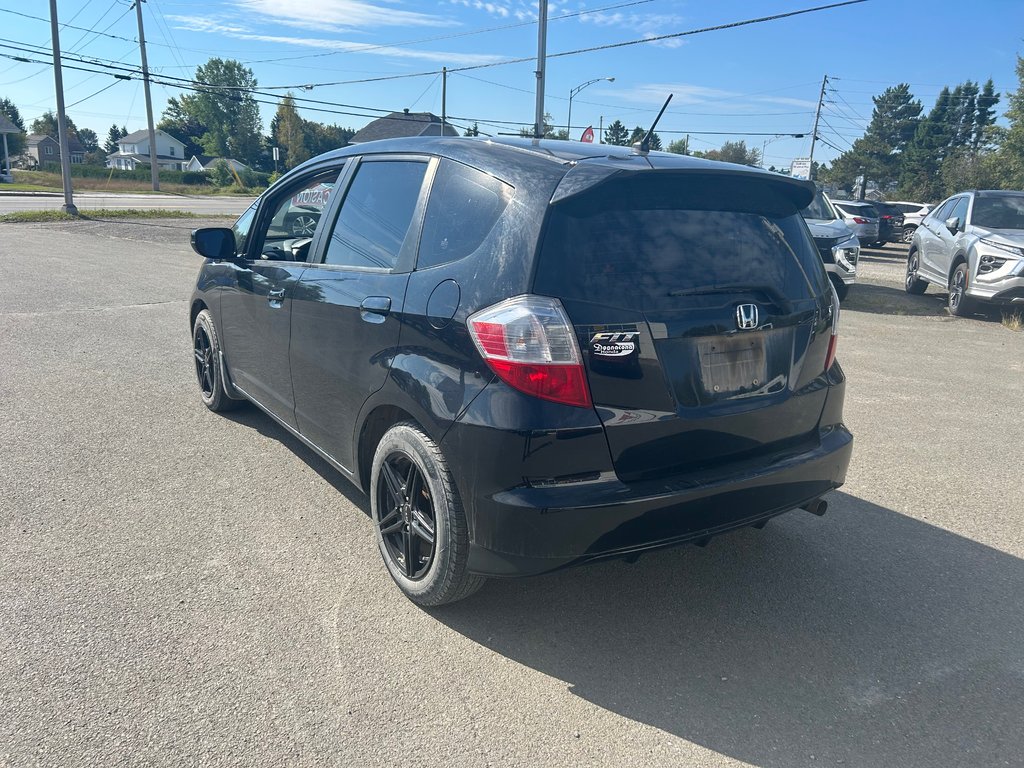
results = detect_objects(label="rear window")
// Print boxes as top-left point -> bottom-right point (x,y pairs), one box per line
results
535,175 -> 827,310
801,190 -> 837,221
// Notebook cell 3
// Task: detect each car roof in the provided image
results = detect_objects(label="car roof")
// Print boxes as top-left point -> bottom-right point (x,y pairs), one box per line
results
283,136 -> 814,203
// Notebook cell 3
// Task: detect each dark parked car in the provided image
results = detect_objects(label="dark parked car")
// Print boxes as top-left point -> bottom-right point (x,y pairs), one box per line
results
189,137 -> 853,605
872,202 -> 906,246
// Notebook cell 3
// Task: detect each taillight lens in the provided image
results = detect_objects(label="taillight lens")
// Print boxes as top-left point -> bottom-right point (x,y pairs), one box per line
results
825,282 -> 840,372
468,295 -> 592,408
853,217 -> 869,224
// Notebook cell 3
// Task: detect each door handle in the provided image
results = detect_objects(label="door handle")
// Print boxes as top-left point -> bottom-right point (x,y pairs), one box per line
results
360,296 -> 392,323
268,288 -> 286,300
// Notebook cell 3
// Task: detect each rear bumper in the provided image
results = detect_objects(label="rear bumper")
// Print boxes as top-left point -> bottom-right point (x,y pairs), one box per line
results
462,424 -> 853,577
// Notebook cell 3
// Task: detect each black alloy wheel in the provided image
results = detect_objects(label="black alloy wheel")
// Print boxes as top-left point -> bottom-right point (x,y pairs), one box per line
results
192,309 -> 241,412
194,324 -> 215,399
376,451 -> 437,580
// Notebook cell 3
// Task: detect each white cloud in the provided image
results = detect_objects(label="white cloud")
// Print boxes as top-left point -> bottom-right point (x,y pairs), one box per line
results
614,83 -> 738,106
753,95 -> 819,109
167,15 -> 503,67
233,0 -> 457,31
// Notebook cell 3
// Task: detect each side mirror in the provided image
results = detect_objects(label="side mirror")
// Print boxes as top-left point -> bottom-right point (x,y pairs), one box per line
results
944,216 -> 961,234
191,227 -> 237,260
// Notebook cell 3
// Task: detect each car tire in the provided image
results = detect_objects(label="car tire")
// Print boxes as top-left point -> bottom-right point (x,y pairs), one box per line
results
902,226 -> 916,244
873,241 -> 886,249
905,250 -> 927,295
370,422 -> 485,606
828,274 -> 849,301
193,309 -> 242,412
947,262 -> 974,317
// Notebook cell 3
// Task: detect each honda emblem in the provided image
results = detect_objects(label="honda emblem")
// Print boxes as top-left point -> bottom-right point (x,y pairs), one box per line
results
736,304 -> 759,330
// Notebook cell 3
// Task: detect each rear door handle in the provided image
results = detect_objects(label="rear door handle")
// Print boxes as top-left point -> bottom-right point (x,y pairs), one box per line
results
268,288 -> 286,307
360,296 -> 392,323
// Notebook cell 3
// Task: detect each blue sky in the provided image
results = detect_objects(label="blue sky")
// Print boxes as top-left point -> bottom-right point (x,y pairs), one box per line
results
0,0 -> 1022,168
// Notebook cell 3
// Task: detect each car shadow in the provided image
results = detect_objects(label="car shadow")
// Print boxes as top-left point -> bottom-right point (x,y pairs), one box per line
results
222,406 -> 371,517
433,491 -> 1023,767
842,283 -> 948,317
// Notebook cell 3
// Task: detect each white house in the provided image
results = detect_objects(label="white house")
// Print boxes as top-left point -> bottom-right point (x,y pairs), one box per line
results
184,155 -> 251,173
106,129 -> 186,171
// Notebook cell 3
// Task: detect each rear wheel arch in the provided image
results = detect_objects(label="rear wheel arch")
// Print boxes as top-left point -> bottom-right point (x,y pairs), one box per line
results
357,405 -> 420,493
948,253 -> 968,285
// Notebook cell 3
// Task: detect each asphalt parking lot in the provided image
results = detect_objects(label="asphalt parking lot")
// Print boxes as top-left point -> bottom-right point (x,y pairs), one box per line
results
2,221 -> 1022,767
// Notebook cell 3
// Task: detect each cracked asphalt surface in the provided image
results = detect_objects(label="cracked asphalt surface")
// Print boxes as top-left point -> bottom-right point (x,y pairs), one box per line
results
1,222 -> 1022,767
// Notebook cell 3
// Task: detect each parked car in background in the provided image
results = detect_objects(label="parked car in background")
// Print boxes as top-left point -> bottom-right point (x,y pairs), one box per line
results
871,202 -> 906,246
832,200 -> 882,247
801,189 -> 859,300
188,137 -> 852,605
891,201 -> 933,244
906,189 -> 1024,315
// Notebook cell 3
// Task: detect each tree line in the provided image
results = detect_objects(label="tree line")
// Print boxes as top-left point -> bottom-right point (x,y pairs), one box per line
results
820,57 -> 1024,201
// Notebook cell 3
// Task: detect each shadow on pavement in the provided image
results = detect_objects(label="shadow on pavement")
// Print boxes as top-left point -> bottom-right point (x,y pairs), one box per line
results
435,491 -> 1023,767
842,283 -> 949,317
222,405 -> 371,517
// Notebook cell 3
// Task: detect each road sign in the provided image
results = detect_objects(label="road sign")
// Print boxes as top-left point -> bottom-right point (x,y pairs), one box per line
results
790,157 -> 812,180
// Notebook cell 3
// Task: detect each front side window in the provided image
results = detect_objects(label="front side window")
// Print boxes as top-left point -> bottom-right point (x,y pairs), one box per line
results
251,169 -> 343,260
322,160 -> 428,270
231,201 -> 258,253
930,198 -> 957,223
948,197 -> 969,229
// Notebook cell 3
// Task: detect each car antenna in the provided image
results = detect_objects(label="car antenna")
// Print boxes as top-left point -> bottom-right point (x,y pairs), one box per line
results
633,94 -> 673,156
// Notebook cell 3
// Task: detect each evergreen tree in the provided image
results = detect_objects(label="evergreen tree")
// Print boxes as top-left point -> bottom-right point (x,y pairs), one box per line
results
666,137 -> 689,155
973,78 -> 1000,151
103,124 -> 125,154
703,140 -> 760,167
463,122 -> 480,137
273,94 -> 308,170
994,55 -> 1024,189
604,119 -> 629,146
77,128 -> 99,153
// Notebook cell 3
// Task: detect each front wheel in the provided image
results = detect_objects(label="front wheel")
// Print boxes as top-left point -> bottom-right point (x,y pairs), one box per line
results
371,423 -> 485,606
947,262 -> 974,317
193,309 -> 242,412
905,251 -> 927,295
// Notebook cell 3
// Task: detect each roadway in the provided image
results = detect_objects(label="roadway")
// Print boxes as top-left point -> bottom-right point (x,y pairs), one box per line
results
0,191 -> 252,215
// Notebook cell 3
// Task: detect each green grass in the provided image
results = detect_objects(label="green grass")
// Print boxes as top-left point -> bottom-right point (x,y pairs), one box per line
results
0,208 -> 219,223
0,182 -> 61,192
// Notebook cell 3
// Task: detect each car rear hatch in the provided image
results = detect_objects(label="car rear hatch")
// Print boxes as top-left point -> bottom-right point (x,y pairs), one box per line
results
533,166 -> 836,483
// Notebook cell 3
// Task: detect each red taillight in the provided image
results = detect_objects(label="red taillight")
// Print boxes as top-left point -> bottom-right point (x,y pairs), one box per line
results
468,295 -> 592,408
853,217 -> 869,224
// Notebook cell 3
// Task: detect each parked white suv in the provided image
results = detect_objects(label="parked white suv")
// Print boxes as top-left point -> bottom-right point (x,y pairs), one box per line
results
891,201 -> 932,244
906,190 -> 1024,315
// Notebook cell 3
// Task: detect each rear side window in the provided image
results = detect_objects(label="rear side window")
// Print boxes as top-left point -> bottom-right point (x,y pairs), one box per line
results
417,160 -> 513,269
535,175 -> 826,309
322,160 -> 427,270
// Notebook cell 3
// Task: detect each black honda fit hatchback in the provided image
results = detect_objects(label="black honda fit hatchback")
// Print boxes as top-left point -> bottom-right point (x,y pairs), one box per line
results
189,137 -> 853,605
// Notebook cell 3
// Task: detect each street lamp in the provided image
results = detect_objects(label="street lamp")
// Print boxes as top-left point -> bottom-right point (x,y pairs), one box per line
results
567,76 -> 614,139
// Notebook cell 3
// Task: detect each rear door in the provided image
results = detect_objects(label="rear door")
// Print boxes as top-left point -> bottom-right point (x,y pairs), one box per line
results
926,196 -> 967,279
533,171 -> 835,483
289,155 -> 433,470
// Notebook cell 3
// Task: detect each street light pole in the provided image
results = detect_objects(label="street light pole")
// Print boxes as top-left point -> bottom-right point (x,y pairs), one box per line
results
48,0 -> 77,215
567,77 -> 614,139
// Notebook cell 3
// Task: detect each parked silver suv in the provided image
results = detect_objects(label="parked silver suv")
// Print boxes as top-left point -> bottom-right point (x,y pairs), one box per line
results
906,190 -> 1024,315
801,190 -> 859,300
891,201 -> 932,243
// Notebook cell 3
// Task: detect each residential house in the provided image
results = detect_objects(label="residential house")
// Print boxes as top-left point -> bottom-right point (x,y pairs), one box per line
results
184,155 -> 251,173
349,110 -> 459,144
106,129 -> 186,171
21,133 -> 85,168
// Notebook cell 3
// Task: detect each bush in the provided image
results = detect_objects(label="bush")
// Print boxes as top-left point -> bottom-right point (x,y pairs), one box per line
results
39,162 -> 212,186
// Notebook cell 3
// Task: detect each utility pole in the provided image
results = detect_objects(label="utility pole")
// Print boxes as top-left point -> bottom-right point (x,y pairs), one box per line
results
133,0 -> 160,191
808,74 -> 828,178
533,0 -> 548,139
48,0 -> 77,215
441,67 -> 447,134
599,115 -> 603,144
